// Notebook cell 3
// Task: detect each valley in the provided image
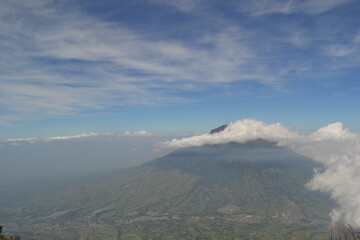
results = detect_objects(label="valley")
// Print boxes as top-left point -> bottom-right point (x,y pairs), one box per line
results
0,140 -> 336,240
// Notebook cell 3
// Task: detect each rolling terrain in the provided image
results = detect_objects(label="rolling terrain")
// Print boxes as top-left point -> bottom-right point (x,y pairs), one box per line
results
0,139 -> 336,240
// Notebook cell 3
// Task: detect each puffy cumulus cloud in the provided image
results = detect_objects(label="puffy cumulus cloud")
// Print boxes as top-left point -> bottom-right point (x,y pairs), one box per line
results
120,130 -> 151,136
159,118 -> 360,226
296,134 -> 360,226
159,119 -> 299,149
306,150 -> 360,226
309,122 -> 355,141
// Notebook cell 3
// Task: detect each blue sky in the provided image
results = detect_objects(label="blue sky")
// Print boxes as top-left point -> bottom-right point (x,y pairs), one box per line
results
1,0 -> 360,140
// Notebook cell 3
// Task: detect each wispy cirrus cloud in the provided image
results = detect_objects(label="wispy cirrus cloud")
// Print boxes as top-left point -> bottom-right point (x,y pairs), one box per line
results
0,1 -> 265,123
238,0 -> 353,16
324,44 -> 357,57
146,0 -> 203,12
0,0 -> 359,124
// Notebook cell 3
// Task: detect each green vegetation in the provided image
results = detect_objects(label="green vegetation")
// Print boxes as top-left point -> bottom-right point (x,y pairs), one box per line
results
0,140 -> 337,239
321,225 -> 360,240
0,226 -> 21,240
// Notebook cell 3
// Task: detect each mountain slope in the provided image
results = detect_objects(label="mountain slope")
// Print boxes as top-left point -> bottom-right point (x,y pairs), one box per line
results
143,139 -> 332,217
0,139 -> 336,240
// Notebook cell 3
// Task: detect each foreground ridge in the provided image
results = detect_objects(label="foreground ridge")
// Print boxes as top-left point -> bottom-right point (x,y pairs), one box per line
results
0,226 -> 21,240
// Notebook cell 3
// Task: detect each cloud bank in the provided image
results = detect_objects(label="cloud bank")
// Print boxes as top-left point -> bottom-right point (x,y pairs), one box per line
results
159,118 -> 360,226
159,119 -> 299,148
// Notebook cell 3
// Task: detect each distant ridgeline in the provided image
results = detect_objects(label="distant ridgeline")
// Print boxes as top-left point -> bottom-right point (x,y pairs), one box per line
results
0,226 -> 21,240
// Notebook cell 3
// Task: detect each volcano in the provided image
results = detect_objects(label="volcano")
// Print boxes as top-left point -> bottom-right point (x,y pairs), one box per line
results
0,137 -> 336,240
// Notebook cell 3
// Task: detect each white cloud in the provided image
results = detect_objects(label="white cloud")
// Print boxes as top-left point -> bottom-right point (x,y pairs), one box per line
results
300,0 -> 352,14
324,44 -> 356,57
288,31 -> 309,48
239,0 -> 352,16
298,137 -> 360,226
148,0 -> 202,12
309,122 -> 355,141
5,137 -> 39,144
120,130 -> 151,136
238,0 -> 294,16
158,119 -> 299,149
159,118 -> 360,226
354,33 -> 360,43
5,132 -> 113,144
4,130 -> 152,144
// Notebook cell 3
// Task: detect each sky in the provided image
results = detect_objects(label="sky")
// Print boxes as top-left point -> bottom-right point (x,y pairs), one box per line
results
0,0 -> 360,140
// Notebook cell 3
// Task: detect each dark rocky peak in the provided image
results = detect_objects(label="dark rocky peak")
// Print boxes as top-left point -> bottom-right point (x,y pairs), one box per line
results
209,124 -> 228,134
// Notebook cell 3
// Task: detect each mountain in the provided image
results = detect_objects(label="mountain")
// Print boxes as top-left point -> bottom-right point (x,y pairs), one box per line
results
209,124 -> 228,134
0,139 -> 336,240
